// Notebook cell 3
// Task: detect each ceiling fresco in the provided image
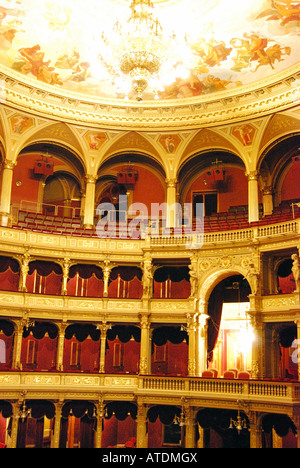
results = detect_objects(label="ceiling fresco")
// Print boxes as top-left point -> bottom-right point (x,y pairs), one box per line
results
0,0 -> 299,102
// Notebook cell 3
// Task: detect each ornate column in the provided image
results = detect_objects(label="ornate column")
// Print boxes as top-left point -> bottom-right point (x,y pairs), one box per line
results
262,186 -> 273,217
187,313 -> 197,377
248,412 -> 262,448
165,178 -> 178,228
292,411 -> 300,449
102,258 -> 113,298
250,314 -> 265,379
83,175 -> 96,229
291,253 -> 300,292
139,313 -> 151,375
247,171 -> 259,223
142,253 -> 153,299
196,308 -> 209,376
188,253 -> 198,299
56,322 -> 67,371
9,401 -> 22,448
12,319 -> 24,370
52,401 -> 63,448
61,257 -> 70,295
99,322 -> 110,373
0,159 -> 16,227
18,251 -> 30,292
136,400 -> 148,448
94,398 -> 105,448
184,403 -> 197,448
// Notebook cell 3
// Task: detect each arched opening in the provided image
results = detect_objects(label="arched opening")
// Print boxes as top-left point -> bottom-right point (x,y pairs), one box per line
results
43,172 -> 81,218
108,266 -> 143,299
153,266 -> 191,299
151,326 -> 188,376
206,275 -> 252,377
26,260 -> 62,295
277,259 -> 296,294
278,324 -> 297,380
197,407 -> 250,448
0,256 -> 20,292
105,325 -> 141,375
16,400 -> 55,448
20,322 -> 58,371
0,401 -> 13,448
96,153 -> 166,237
147,405 -> 182,448
60,401 -> 96,448
0,320 -> 14,370
12,143 -> 85,230
102,402 -> 137,448
67,264 -> 104,298
63,324 -> 101,373
259,134 -> 300,220
261,413 -> 297,448
178,151 -> 250,232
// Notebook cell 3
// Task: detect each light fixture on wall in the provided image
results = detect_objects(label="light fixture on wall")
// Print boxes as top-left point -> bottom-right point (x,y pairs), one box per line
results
229,409 -> 247,434
173,398 -> 190,427
18,400 -> 31,422
98,0 -> 193,101
229,400 -> 249,434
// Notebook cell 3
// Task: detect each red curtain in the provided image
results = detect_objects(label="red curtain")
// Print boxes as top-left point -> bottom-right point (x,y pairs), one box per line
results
108,267 -> 143,299
26,261 -> 62,295
153,267 -> 191,299
0,256 -> 20,292
68,264 -> 104,297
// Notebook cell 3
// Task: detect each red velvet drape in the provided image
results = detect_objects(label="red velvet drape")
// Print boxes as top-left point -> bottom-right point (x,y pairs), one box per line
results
0,256 -> 20,291
26,261 -> 62,295
108,267 -> 143,299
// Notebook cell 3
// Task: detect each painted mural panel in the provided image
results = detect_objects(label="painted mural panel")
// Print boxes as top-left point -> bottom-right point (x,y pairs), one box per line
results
0,0 -> 298,101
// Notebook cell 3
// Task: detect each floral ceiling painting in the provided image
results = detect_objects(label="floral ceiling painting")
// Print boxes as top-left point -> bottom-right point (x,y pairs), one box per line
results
0,0 -> 299,101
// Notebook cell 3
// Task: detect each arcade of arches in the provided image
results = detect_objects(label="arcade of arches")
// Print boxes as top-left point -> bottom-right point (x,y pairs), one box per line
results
0,18 -> 300,450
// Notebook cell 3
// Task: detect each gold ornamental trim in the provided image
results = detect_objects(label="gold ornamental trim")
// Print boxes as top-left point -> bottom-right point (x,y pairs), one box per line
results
0,63 -> 300,130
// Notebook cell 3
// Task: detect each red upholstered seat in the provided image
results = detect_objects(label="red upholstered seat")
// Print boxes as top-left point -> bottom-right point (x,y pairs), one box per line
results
237,371 -> 250,380
223,371 -> 235,379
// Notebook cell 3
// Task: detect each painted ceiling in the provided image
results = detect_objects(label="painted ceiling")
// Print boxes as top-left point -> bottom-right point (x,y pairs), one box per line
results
0,0 -> 299,102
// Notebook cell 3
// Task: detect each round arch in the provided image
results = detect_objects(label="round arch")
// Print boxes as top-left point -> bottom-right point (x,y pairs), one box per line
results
18,142 -> 86,181
96,151 -> 167,213
99,130 -> 168,177
199,266 -> 252,305
177,150 -> 247,214
257,133 -> 300,206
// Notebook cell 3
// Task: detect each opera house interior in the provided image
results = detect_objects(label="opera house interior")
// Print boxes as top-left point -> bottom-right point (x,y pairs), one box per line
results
0,0 -> 300,449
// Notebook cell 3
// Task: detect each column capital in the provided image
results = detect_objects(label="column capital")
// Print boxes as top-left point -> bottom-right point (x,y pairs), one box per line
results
85,175 -> 97,184
165,178 -> 177,188
246,170 -> 259,181
139,313 -> 151,329
3,159 -> 16,170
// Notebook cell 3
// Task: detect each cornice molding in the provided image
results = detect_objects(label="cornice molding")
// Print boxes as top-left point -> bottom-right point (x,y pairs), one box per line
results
1,63 -> 300,130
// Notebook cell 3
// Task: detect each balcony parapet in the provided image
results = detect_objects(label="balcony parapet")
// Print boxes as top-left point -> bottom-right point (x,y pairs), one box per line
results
0,372 -> 299,412
0,291 -> 299,321
1,218 -> 298,259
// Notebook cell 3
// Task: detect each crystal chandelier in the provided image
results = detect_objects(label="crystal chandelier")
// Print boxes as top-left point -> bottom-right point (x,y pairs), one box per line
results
99,0 -> 192,101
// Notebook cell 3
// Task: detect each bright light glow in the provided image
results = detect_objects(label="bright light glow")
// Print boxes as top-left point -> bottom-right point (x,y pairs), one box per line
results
98,0 -> 193,100
218,302 -> 254,372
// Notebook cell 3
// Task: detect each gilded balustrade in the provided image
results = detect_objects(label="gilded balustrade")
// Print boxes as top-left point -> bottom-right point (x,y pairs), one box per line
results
0,372 -> 299,412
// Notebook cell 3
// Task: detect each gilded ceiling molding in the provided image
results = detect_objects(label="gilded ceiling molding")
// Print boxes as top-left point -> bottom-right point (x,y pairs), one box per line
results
0,65 -> 300,130
180,128 -> 240,162
259,113 -> 300,153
